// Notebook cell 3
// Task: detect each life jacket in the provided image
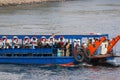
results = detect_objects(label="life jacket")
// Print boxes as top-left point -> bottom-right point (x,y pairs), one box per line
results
23,36 -> 30,44
12,36 -> 19,44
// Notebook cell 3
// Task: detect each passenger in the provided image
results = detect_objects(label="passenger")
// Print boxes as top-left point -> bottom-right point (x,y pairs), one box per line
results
31,36 -> 38,47
65,40 -> 71,56
100,40 -> 109,55
48,33 -> 55,47
56,36 -> 66,56
23,36 -> 31,48
12,36 -> 20,48
58,36 -> 66,48
91,38 -> 95,44
94,39 -> 101,55
87,39 -> 92,47
40,36 -> 47,47
74,39 -> 81,47
81,41 -> 87,49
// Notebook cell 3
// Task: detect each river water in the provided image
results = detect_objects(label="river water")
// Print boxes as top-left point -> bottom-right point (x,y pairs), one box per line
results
0,0 -> 120,80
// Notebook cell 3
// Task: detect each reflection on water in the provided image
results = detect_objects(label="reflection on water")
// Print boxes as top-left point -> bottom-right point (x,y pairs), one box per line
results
0,0 -> 120,80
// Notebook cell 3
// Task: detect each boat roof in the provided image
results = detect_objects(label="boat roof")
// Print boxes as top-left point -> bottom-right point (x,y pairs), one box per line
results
0,34 -> 109,39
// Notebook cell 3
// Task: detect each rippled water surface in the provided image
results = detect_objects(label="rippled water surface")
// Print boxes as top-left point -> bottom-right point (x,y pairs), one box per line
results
0,64 -> 120,80
0,0 -> 120,80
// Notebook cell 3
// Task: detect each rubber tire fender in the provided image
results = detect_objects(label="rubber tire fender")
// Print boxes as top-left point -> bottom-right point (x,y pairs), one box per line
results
84,49 -> 91,63
74,51 -> 84,63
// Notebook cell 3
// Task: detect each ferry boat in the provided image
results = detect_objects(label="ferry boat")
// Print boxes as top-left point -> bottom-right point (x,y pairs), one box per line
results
0,33 -> 120,66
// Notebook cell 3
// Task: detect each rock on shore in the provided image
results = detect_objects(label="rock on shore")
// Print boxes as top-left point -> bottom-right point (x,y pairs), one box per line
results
0,0 -> 64,6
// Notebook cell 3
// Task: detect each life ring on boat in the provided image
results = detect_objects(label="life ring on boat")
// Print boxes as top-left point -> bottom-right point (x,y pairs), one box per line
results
40,36 -> 47,42
12,36 -> 18,43
31,36 -> 37,44
2,36 -> 7,43
40,36 -> 47,47
23,36 -> 30,44
74,50 -> 84,63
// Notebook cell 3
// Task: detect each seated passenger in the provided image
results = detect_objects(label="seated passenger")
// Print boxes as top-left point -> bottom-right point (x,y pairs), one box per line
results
23,36 -> 31,47
31,36 -> 38,47
40,36 -> 47,47
12,36 -> 20,48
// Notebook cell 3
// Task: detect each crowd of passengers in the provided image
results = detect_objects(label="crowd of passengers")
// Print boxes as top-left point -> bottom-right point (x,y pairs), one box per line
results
0,34 -> 109,56
0,34 -> 81,56
0,34 -> 81,49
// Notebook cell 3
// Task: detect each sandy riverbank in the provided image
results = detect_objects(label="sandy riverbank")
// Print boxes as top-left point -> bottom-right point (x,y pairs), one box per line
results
0,0 -> 64,6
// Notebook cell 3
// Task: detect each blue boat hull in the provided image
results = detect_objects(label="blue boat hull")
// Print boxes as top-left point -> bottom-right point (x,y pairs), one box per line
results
0,57 -> 75,64
0,34 -> 111,65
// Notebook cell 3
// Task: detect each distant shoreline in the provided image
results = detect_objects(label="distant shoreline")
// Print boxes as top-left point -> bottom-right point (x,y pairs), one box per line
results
0,0 -> 65,6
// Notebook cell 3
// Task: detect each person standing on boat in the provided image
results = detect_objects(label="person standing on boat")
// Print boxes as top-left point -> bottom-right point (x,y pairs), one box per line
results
57,36 -> 66,56
58,35 -> 66,47
73,39 -> 81,51
40,36 -> 47,47
101,39 -> 109,55
48,33 -> 56,47
65,40 -> 71,56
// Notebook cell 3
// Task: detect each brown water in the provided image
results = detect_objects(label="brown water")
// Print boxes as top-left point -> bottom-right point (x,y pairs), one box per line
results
0,0 -> 120,80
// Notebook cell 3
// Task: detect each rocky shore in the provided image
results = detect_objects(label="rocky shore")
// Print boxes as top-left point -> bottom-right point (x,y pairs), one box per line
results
0,0 -> 64,6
